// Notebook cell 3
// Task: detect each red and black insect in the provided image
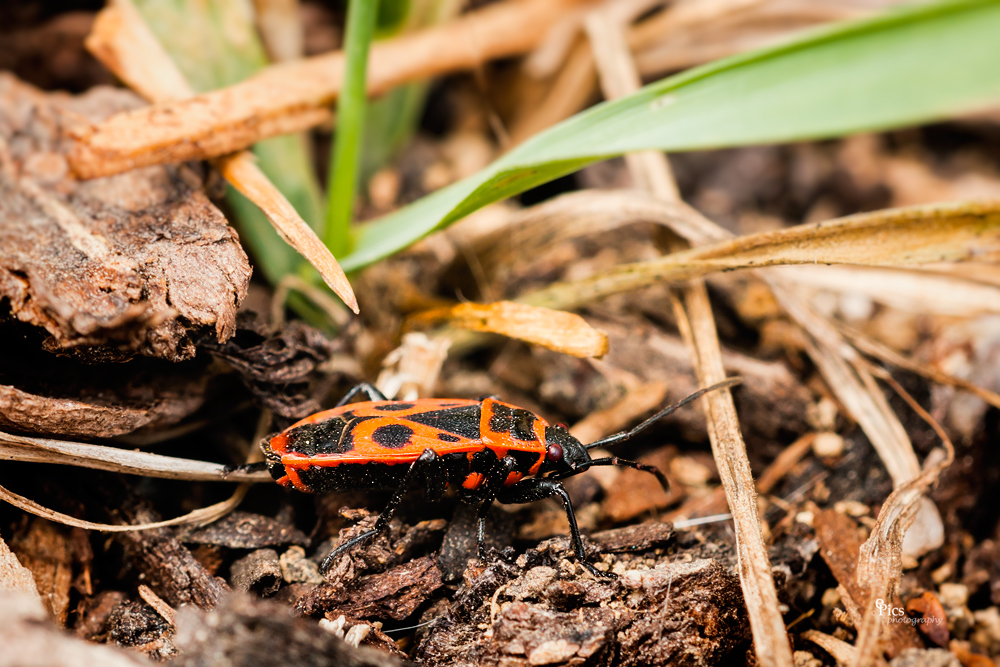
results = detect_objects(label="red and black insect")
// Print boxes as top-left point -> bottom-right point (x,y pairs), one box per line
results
260,377 -> 741,577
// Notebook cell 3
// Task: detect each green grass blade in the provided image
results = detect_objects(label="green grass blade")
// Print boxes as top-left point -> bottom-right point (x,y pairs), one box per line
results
325,0 -> 380,257
341,0 -> 1000,272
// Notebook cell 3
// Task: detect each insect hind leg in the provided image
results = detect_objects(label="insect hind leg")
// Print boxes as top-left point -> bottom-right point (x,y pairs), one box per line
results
319,448 -> 443,575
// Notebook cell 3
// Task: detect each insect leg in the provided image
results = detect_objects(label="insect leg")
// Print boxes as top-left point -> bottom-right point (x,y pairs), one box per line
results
319,448 -> 444,574
474,454 -> 517,559
335,382 -> 388,407
496,478 -> 615,579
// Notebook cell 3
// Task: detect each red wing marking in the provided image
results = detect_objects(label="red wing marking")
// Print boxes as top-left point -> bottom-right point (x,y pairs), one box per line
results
529,452 -> 545,476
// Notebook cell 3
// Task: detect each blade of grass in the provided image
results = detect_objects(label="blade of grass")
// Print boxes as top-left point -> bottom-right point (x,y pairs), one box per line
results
341,0 -> 1000,270
326,0 -> 380,257
585,8 -> 793,665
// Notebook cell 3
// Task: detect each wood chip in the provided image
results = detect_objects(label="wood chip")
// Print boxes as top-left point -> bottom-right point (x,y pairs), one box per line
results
68,0 -> 588,177
0,73 -> 250,362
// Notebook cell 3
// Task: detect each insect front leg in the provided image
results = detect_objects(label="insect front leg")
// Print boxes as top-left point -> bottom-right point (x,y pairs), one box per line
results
335,382 -> 387,407
319,448 -> 444,574
497,478 -> 615,579
472,453 -> 517,559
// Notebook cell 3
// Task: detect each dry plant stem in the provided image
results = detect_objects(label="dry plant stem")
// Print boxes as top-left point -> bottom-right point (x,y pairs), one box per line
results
0,482 -> 250,533
837,322 -> 1000,410
769,283 -> 920,486
755,432 -> 815,495
85,2 -> 358,312
0,431 -> 269,483
509,39 -> 597,146
70,0 -> 588,177
521,201 -> 1000,310
801,630 -> 859,667
850,363 -> 954,667
586,11 -> 793,667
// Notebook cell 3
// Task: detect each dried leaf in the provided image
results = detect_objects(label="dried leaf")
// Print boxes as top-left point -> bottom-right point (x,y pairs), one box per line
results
413,301 -> 608,359
524,200 -> 1000,311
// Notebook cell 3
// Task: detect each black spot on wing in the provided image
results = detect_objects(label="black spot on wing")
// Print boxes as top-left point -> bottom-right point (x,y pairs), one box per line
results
489,404 -> 513,434
285,418 -> 350,456
375,403 -> 414,411
511,409 -> 538,441
437,433 -> 461,443
372,424 -> 414,449
406,404 -> 481,440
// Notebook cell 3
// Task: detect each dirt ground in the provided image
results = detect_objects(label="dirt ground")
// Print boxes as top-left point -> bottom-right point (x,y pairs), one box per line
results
1,2 -> 1000,667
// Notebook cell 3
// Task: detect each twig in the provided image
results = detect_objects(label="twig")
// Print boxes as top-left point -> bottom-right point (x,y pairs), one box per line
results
584,7 -> 794,666
0,430 -> 269,483
84,1 -> 358,311
69,0 -> 588,177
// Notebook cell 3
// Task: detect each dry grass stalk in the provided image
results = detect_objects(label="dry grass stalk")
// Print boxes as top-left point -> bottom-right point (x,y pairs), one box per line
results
411,301 -> 609,359
755,432 -> 815,495
513,0 -> 896,145
838,323 -> 1000,410
0,430 -> 269,483
471,190 -> 719,272
69,0 -> 588,177
521,200 -> 1000,310
0,481 -> 251,533
850,366 -> 954,667
85,1 -> 358,313
585,8 -> 794,666
801,630 -> 859,667
775,265 -> 1000,316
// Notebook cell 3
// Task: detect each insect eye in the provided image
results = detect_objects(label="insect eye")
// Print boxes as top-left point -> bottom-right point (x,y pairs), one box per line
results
547,443 -> 564,462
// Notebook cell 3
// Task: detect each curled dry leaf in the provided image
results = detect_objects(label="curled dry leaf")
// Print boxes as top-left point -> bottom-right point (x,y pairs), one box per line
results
0,73 -> 250,362
412,301 -> 608,359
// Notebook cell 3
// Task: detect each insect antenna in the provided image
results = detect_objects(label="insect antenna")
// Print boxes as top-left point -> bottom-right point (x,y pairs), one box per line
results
584,377 -> 743,451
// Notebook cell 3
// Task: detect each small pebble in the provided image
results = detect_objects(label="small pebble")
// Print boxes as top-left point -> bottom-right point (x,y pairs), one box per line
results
812,432 -> 845,458
937,583 -> 969,609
